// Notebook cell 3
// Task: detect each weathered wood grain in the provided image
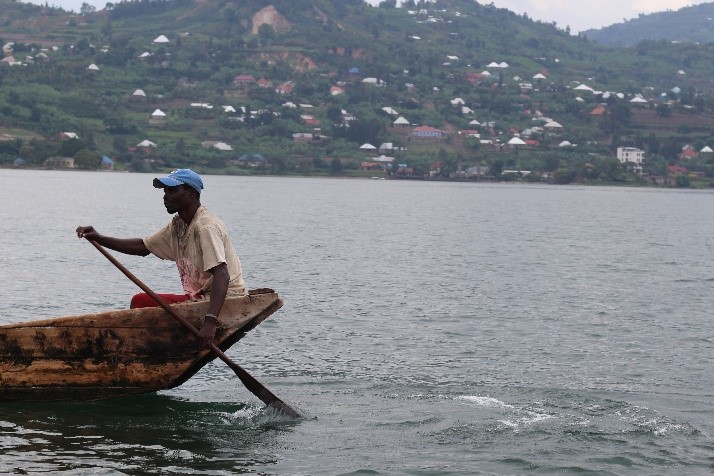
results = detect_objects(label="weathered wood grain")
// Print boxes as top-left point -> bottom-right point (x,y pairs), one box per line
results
0,289 -> 283,402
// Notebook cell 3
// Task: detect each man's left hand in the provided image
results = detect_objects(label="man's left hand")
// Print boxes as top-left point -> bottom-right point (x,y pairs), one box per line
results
197,320 -> 217,349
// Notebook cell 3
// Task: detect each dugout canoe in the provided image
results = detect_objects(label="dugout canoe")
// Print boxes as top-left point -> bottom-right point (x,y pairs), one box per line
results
0,288 -> 283,402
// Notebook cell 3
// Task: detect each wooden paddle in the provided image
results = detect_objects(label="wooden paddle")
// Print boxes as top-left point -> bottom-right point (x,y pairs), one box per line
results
87,239 -> 302,419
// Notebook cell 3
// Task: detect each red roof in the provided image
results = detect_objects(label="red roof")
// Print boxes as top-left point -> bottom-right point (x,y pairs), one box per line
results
234,74 -> 256,82
413,125 -> 443,133
668,165 -> 688,174
465,72 -> 486,84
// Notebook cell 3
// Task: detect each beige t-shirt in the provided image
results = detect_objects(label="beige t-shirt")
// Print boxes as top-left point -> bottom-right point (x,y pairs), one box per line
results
143,206 -> 246,299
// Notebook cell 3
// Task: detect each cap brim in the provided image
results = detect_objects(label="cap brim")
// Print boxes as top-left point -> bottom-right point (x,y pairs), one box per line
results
153,177 -> 183,188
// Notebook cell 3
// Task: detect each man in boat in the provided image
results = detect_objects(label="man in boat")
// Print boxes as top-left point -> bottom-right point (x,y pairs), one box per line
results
76,168 -> 246,348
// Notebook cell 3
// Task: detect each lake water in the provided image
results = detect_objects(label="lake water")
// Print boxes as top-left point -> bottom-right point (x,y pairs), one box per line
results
0,169 -> 712,475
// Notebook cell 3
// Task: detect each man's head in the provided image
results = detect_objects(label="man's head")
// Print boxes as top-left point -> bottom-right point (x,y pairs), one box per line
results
153,169 -> 203,195
153,169 -> 203,215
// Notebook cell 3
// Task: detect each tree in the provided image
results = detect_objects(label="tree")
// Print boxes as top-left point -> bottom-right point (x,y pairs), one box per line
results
326,105 -> 343,124
656,103 -> 672,117
58,138 -> 86,157
74,149 -> 101,169
80,2 -> 96,15
257,24 -> 275,46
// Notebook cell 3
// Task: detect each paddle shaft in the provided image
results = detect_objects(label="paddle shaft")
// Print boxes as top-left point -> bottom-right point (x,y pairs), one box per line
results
88,239 -> 302,418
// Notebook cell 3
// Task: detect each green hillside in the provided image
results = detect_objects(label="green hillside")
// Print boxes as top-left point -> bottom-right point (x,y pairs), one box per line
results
584,2 -> 714,46
1,0 -> 714,186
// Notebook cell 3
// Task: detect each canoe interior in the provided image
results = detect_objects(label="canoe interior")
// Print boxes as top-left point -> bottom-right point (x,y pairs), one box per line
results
0,289 -> 283,402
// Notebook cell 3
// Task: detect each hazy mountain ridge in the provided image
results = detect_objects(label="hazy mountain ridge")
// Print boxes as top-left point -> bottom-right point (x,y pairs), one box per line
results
584,2 -> 714,46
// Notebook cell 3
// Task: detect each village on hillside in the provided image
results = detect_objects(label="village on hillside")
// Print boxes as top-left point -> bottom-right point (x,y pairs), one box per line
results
1,2 -> 714,187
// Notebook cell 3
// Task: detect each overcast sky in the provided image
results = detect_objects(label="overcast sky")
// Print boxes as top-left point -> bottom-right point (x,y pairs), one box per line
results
25,0 -> 711,34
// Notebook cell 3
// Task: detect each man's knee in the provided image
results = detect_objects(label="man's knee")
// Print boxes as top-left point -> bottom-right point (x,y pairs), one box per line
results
130,293 -> 154,308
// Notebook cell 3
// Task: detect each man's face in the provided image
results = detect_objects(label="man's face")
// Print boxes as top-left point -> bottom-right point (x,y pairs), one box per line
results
162,185 -> 194,214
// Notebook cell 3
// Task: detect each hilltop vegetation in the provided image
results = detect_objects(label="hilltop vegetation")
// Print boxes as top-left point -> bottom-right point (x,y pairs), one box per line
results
584,2 -> 714,47
1,0 -> 714,186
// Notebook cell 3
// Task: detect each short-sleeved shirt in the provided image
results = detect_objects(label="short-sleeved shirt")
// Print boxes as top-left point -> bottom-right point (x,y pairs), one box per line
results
143,206 -> 246,299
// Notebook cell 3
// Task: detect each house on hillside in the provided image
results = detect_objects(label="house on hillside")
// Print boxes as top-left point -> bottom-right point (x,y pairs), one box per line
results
236,153 -> 265,167
45,157 -> 75,168
292,133 -> 314,142
149,109 -> 166,122
360,161 -> 382,171
629,96 -> 648,106
300,115 -> 320,126
667,165 -> 688,176
234,75 -> 256,87
202,141 -> 233,151
519,82 -> 533,94
679,145 -> 697,161
617,147 -> 644,174
507,137 -> 527,148
393,116 -> 410,127
465,71 -> 487,85
136,139 -> 157,148
359,143 -> 377,152
412,125 -> 447,138
257,78 -> 274,88
275,81 -> 295,95
379,143 -> 395,153
362,77 -> 386,87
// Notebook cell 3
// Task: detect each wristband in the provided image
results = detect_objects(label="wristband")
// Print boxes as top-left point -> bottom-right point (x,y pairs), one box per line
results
204,314 -> 219,325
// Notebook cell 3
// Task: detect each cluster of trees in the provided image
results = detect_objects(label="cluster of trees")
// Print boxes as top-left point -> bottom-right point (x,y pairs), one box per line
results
0,137 -> 101,169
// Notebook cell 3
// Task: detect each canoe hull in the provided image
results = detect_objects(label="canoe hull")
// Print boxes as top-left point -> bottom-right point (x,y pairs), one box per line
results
0,289 -> 282,402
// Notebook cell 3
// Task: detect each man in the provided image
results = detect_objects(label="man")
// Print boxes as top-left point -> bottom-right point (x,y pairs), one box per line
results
76,169 -> 246,348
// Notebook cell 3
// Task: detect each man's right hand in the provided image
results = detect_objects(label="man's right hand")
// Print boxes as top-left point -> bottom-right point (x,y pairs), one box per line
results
75,227 -> 150,257
76,226 -> 99,240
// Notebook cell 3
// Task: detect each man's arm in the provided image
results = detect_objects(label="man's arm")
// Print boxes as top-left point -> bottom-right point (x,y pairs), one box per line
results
76,226 -> 150,256
197,262 -> 230,348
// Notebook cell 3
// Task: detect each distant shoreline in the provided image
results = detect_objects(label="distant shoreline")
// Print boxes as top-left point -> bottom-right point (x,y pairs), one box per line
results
4,165 -> 711,189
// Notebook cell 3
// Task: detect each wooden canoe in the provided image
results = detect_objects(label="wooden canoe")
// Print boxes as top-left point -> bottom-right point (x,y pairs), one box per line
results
0,288 -> 283,402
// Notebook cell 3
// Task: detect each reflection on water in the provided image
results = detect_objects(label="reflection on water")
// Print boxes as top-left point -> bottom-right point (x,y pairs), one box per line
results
0,393 -> 295,474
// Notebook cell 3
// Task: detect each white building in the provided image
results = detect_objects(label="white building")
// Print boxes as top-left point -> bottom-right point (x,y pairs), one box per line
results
617,147 -> 645,174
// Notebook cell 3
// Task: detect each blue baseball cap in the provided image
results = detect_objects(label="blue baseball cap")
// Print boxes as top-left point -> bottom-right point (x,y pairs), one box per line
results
153,169 -> 204,193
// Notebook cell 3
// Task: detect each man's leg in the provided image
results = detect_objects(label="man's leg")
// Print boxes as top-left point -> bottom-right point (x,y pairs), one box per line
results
130,293 -> 191,309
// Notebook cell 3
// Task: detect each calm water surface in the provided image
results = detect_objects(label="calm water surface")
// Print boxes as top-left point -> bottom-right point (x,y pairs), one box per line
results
0,169 -> 712,475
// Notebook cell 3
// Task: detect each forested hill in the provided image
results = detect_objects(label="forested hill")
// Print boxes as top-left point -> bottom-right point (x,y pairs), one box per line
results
2,0 -> 714,186
584,2 -> 714,46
